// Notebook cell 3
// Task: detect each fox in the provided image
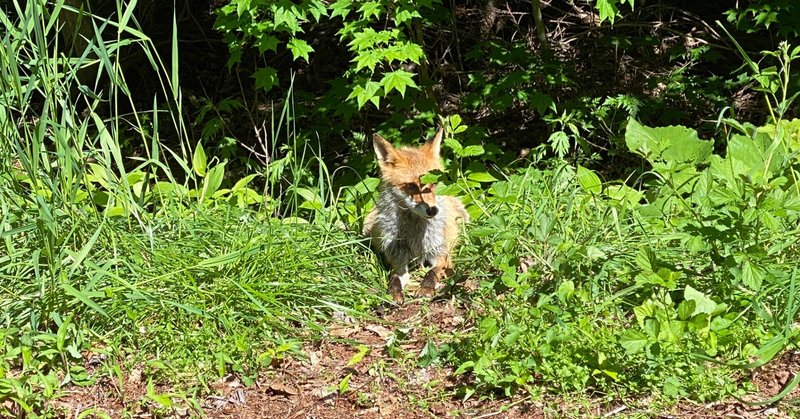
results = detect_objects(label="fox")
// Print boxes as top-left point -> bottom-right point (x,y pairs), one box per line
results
362,127 -> 469,303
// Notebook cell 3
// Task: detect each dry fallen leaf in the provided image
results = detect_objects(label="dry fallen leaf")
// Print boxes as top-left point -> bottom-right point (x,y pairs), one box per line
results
364,324 -> 393,339
266,381 -> 299,396
328,325 -> 359,338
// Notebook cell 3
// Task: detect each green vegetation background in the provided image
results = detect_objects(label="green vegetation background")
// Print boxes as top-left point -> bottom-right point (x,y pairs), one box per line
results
1,0 -> 800,416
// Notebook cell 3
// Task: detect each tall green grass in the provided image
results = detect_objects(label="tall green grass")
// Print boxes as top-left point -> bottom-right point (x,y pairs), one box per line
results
0,2 -> 383,414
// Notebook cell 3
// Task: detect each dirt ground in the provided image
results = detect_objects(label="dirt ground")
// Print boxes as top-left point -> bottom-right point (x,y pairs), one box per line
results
50,298 -> 799,418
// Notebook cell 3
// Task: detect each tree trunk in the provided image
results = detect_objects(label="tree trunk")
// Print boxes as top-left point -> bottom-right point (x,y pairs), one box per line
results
532,0 -> 548,52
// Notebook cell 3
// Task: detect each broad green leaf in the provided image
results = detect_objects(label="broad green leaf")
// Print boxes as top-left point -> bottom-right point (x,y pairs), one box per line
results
231,174 -> 258,191
461,145 -> 485,157
454,361 -> 475,375
596,0 -> 619,24
353,49 -> 382,72
330,0 -> 351,19
684,285 -> 717,316
287,38 -> 314,62
604,184 -> 643,207
449,114 -> 462,129
380,70 -> 417,97
619,329 -> 648,355
663,377 -> 682,397
577,165 -> 602,194
294,187 -> 324,211
625,119 -> 713,165
352,177 -> 381,194
256,36 -> 279,54
236,0 -> 251,16
467,172 -> 497,183
394,7 -> 421,24
677,300 -> 696,321
530,91 -> 555,116
253,66 -> 278,92
308,0 -> 328,21
557,280 -> 575,303
359,1 -> 383,19
201,163 -> 226,203
443,138 -> 463,153
741,260 -> 765,290
193,142 -> 207,176
420,171 -> 443,184
346,79 -> 382,108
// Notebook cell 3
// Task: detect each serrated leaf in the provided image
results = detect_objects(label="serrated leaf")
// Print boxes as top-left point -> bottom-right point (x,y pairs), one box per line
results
253,66 -> 278,92
634,251 -> 658,277
619,329 -> 648,355
548,130 -> 570,157
394,8 -> 420,24
741,260 -> 765,290
443,138 -> 462,153
359,0 -> 383,19
256,36 -> 279,54
380,70 -> 417,97
287,38 -> 314,62
596,0 -> 619,24
353,49 -> 382,72
461,145 -> 485,157
308,0 -> 328,21
420,172 -> 442,184
625,119 -> 712,165
330,0 -> 351,19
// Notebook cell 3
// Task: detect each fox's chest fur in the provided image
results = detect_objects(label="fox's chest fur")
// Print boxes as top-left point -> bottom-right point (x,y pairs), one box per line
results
369,186 -> 450,267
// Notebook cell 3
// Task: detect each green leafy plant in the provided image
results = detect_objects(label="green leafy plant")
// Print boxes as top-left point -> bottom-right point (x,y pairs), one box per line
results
214,0 -> 432,109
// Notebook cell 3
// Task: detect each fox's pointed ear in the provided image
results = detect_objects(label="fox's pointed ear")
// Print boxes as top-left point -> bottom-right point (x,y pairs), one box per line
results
373,134 -> 396,164
423,127 -> 444,160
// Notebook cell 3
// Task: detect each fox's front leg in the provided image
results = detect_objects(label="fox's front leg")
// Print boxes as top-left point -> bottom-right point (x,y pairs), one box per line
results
385,246 -> 412,304
387,265 -> 410,304
418,254 -> 452,297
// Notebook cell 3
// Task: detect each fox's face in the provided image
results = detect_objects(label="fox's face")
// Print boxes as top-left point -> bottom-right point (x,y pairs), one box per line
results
373,128 -> 444,219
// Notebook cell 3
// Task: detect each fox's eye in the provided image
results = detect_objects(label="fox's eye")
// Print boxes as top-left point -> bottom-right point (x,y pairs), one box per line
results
405,183 -> 420,193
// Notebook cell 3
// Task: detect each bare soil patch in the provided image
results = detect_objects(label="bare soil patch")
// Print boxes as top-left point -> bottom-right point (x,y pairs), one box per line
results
51,301 -> 799,418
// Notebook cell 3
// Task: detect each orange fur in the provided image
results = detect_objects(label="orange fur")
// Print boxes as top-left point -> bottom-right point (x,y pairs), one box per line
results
364,128 -> 468,303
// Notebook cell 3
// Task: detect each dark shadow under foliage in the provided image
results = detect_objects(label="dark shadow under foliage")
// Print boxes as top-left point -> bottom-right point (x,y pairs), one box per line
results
47,0 -> 800,182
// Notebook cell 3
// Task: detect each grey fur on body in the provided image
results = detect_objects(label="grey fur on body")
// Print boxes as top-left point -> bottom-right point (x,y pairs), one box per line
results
364,183 -> 467,277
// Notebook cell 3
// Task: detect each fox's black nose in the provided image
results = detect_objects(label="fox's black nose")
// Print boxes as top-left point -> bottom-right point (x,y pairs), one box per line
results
427,206 -> 439,217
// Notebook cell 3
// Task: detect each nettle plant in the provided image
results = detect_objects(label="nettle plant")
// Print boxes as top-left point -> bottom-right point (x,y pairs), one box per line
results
214,0 -> 432,108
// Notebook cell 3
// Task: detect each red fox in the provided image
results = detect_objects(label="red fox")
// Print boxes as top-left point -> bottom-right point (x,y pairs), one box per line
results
362,127 -> 469,303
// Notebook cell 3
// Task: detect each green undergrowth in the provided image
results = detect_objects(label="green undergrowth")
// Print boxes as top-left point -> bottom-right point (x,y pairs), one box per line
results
0,207 -> 384,414
3,1 -> 800,416
441,117 -> 800,404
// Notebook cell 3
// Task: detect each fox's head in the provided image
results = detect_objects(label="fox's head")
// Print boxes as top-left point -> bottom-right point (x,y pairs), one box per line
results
373,128 -> 444,219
